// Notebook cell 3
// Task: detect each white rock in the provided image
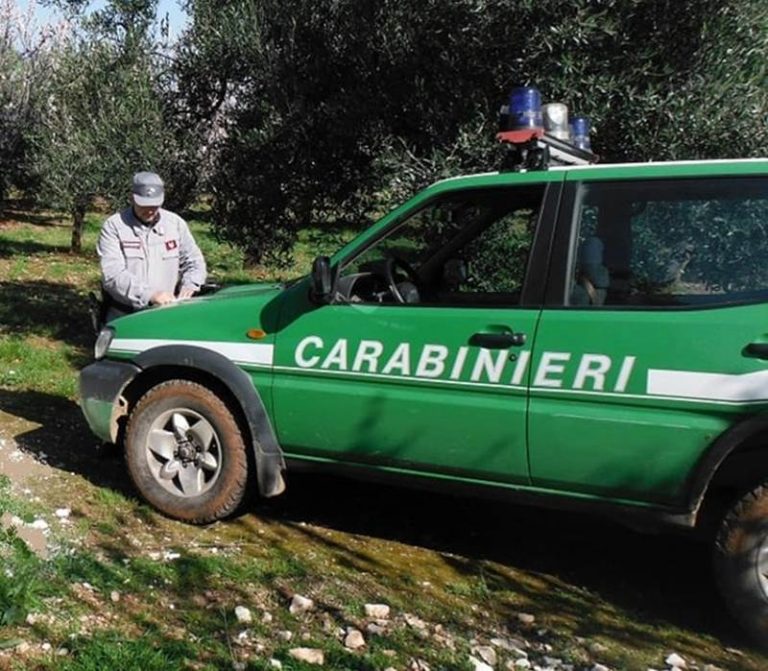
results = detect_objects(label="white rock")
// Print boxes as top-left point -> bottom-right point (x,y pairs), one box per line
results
262,611 -> 273,623
344,628 -> 366,649
403,613 -> 427,630
665,653 -> 686,669
409,660 -> 431,671
41,642 -> 52,652
234,606 -> 252,624
472,645 -> 497,667
277,630 -> 293,642
517,612 -> 535,625
511,659 -> 531,669
592,664 -> 610,671
110,591 -> 120,603
29,519 -> 49,530
491,638 -> 517,652
289,594 -> 315,615
55,508 -> 71,519
269,660 -> 282,670
589,642 -> 609,654
288,648 -> 324,665
364,603 -> 391,619
366,622 -> 386,635
468,655 -> 494,671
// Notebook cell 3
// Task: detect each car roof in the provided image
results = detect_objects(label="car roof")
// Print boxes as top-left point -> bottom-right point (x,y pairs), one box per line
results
429,157 -> 768,191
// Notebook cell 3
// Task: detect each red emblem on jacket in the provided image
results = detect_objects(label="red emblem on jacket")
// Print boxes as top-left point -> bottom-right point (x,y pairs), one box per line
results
165,239 -> 178,251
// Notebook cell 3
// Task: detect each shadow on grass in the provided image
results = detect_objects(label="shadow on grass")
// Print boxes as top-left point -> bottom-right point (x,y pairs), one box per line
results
251,473 -> 759,659
0,238 -> 72,257
0,207 -> 62,227
0,389 -> 130,496
0,280 -> 95,353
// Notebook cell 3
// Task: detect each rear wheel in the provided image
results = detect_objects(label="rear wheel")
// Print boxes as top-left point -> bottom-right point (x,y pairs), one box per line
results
125,379 -> 248,523
714,481 -> 768,648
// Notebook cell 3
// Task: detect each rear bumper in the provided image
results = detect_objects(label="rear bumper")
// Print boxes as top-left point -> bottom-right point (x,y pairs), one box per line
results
79,359 -> 141,443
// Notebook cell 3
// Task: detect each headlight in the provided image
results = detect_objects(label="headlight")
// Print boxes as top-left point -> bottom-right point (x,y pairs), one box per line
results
94,327 -> 115,360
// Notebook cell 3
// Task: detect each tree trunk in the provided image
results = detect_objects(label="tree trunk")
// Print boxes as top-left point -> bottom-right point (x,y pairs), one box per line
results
71,205 -> 85,253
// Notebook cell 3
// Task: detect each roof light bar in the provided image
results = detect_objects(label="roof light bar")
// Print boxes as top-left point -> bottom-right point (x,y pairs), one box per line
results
497,88 -> 598,171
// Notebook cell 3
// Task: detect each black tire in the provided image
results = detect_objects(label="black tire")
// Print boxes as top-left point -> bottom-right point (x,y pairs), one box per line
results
714,481 -> 768,648
125,379 -> 249,524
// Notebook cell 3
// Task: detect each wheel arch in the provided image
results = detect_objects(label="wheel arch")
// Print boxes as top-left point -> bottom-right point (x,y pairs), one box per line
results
122,345 -> 286,498
686,414 -> 768,530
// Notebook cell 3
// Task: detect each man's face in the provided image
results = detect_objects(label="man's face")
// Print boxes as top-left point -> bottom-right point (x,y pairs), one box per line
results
133,201 -> 161,224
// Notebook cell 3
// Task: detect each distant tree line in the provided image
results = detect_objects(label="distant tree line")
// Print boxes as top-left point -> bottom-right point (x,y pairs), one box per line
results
1,0 -> 766,259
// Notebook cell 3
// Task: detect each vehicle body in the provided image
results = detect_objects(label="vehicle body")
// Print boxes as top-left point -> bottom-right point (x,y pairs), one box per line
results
80,156 -> 768,645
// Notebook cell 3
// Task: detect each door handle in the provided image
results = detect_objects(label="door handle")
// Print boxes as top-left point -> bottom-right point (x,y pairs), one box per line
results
470,331 -> 526,349
744,342 -> 768,359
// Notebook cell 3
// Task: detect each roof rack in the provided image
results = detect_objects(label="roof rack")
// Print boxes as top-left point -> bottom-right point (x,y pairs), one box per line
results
497,130 -> 599,172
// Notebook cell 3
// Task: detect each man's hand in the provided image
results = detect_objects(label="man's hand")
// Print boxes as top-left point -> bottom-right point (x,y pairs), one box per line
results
150,291 -> 175,305
177,287 -> 197,300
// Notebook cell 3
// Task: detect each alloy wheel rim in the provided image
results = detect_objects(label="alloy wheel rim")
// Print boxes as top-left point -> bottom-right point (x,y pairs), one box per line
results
144,408 -> 222,498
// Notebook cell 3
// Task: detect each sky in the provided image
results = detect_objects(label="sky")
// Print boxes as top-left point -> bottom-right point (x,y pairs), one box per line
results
20,0 -> 189,40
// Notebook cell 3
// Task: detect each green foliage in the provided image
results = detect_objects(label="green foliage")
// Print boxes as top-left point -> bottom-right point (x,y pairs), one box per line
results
175,0 -> 768,264
27,0 -> 203,251
52,632 -> 196,671
0,478 -> 47,627
0,531 -> 45,626
0,0 -> 63,203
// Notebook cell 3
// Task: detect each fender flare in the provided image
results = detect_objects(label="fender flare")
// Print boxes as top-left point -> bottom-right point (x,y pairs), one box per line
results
133,345 -> 286,498
685,413 -> 768,518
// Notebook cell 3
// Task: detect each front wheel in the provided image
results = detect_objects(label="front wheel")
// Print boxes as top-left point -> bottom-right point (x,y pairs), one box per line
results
714,481 -> 768,648
125,379 -> 249,523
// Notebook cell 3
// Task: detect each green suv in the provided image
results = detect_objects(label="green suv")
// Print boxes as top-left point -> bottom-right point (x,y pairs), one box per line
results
80,156 -> 768,645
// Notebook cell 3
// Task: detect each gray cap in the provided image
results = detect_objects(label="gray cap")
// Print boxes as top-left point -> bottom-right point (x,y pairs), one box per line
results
132,171 -> 165,207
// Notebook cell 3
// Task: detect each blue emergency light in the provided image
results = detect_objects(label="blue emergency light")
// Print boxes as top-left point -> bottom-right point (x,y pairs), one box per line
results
497,86 -> 545,143
508,86 -> 543,132
570,116 -> 592,150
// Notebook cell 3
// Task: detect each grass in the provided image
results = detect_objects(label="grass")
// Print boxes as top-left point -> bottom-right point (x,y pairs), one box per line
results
0,204 -> 767,669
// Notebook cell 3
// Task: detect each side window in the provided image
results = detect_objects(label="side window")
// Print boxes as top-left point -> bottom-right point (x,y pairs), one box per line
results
338,185 -> 545,306
570,177 -> 768,307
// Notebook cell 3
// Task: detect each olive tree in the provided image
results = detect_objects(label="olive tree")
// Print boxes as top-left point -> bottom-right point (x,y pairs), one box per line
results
175,0 -> 767,264
0,0 -> 66,205
30,0 -> 200,251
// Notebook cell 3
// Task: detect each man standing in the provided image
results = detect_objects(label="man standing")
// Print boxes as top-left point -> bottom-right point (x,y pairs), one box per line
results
98,171 -> 207,321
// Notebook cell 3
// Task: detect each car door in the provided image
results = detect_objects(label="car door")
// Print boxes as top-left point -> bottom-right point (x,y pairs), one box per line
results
528,171 -> 768,506
271,176 -> 561,485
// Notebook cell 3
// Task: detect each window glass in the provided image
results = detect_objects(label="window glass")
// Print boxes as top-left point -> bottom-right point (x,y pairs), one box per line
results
570,178 -> 768,307
338,186 -> 545,306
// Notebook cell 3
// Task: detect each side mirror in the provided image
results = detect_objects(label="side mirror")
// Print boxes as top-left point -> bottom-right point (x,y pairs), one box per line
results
309,256 -> 334,304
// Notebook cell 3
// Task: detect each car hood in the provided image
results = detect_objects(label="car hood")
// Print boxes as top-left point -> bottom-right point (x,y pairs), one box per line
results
106,282 -> 290,345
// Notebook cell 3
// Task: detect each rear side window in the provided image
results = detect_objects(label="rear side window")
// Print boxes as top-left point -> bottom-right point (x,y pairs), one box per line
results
570,177 -> 768,307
